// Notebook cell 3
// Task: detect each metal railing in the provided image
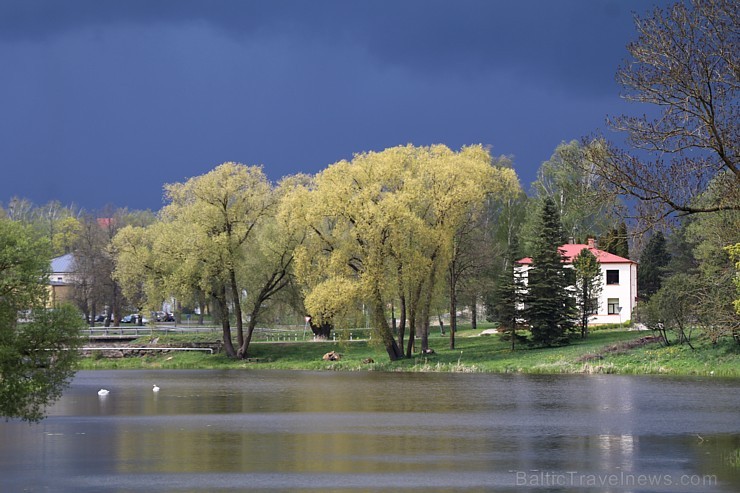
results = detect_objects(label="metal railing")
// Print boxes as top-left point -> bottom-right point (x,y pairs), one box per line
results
83,326 -> 218,337
82,325 -> 376,341
82,346 -> 213,354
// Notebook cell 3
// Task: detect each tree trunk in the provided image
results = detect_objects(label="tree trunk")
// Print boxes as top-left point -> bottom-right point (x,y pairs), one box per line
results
449,281 -> 457,350
310,321 -> 332,339
405,282 -> 423,357
374,304 -> 403,361
211,294 -> 222,326
111,282 -> 120,327
405,309 -> 415,357
221,316 -> 236,358
384,338 -> 404,361
397,294 -> 406,353
470,296 -> 477,329
581,284 -> 588,339
372,288 -> 403,361
197,290 -> 206,325
229,268 -> 244,347
420,267 -> 437,353
448,260 -> 457,350
217,286 -> 237,358
421,302 -> 430,352
238,307 -> 260,359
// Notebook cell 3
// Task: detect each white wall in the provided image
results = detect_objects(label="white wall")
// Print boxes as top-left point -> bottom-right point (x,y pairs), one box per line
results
593,262 -> 635,325
514,261 -> 637,326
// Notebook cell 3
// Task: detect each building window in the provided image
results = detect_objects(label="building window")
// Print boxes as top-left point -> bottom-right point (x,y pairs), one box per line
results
606,270 -> 619,285
608,298 -> 620,315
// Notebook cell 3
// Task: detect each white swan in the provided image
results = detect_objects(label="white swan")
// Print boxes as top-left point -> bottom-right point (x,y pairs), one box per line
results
98,389 -> 109,396
152,384 -> 160,392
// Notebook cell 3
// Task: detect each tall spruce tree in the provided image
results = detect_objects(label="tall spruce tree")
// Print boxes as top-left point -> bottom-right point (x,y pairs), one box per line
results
525,198 -> 576,346
493,237 -> 524,350
638,232 -> 670,300
573,248 -> 603,338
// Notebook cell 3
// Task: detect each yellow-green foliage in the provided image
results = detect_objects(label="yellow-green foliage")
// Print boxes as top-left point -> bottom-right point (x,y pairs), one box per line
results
303,278 -> 361,326
726,243 -> 740,314
288,144 -> 521,353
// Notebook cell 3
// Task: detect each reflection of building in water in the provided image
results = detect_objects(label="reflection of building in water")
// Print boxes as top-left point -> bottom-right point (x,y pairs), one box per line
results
507,375 -> 639,476
598,434 -> 636,473
590,376 -> 637,473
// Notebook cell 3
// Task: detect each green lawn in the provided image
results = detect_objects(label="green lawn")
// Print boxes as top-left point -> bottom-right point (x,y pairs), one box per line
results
77,326 -> 740,377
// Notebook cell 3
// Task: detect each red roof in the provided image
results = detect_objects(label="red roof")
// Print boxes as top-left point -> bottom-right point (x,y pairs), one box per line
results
97,217 -> 115,228
517,243 -> 634,265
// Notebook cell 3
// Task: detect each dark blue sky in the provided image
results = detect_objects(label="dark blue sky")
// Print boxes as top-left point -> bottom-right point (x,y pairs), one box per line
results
0,0 -> 671,212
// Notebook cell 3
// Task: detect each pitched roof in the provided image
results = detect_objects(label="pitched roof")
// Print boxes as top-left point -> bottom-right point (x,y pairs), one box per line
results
50,253 -> 76,273
517,244 -> 635,265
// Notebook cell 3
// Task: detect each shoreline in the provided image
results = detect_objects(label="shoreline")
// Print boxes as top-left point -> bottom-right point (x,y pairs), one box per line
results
76,329 -> 740,378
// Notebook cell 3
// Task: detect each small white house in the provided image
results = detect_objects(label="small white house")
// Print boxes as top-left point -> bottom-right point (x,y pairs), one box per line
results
516,239 -> 637,325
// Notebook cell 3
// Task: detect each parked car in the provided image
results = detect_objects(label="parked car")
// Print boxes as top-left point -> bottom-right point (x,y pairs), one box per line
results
153,311 -> 175,322
121,314 -> 149,324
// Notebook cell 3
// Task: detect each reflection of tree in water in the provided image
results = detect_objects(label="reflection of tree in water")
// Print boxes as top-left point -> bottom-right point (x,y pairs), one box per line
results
689,434 -> 740,487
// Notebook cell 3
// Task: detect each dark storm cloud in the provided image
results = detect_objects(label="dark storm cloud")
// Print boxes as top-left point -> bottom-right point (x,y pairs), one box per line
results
0,0 -> 646,95
0,0 -> 673,211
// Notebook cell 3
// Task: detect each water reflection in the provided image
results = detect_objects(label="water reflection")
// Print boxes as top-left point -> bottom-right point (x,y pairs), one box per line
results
0,371 -> 738,492
597,434 -> 636,473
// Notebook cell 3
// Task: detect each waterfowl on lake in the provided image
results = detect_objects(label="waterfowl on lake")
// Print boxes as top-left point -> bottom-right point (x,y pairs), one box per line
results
98,389 -> 109,396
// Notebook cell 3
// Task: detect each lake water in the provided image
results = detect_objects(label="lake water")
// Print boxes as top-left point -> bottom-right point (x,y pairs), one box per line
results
1,370 -> 738,492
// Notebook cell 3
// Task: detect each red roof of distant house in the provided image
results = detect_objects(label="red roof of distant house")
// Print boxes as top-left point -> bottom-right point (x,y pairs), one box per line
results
97,217 -> 115,228
517,242 -> 635,265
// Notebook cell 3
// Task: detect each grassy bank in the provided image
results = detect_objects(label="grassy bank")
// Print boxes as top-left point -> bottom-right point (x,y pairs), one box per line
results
76,326 -> 740,377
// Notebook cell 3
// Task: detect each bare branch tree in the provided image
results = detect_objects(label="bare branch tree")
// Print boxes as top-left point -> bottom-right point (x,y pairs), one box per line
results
588,0 -> 739,228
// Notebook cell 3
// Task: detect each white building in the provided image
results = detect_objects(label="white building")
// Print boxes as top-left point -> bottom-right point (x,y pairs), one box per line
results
517,239 -> 637,325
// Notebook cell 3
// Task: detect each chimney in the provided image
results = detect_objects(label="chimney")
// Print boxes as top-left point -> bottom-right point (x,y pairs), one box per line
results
587,238 -> 596,248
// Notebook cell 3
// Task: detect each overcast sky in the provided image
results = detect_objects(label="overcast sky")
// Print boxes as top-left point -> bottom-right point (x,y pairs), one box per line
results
0,0 -> 671,212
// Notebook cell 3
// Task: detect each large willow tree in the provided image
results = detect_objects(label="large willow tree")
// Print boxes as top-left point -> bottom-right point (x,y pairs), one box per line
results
290,144 -> 519,361
113,163 -> 277,358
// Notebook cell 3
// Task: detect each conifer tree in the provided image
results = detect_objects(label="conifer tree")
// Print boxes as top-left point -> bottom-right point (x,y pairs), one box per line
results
573,248 -> 602,338
524,198 -> 576,346
493,237 -> 524,350
638,232 -> 670,300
